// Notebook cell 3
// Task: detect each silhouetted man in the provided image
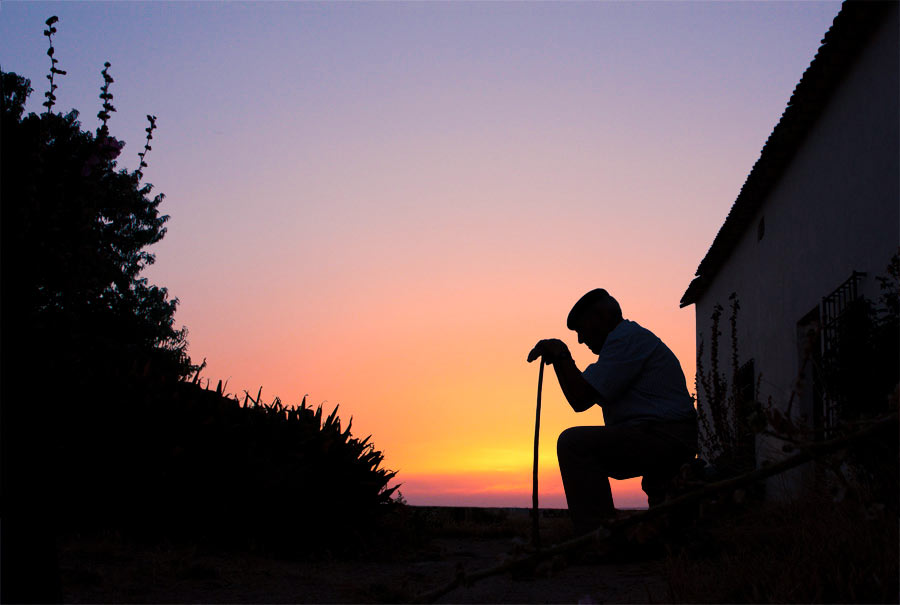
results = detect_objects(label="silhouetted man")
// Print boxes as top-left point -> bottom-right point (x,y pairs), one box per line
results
528,288 -> 696,533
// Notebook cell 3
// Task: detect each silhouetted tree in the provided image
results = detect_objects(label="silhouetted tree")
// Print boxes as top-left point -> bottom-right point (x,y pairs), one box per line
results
1,62 -> 191,381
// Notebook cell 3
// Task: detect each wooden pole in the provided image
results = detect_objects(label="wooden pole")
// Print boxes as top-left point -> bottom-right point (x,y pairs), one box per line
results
532,361 -> 544,549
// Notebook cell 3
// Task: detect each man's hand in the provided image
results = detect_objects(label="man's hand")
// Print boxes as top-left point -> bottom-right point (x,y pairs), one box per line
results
527,339 -> 572,365
528,337 -> 600,412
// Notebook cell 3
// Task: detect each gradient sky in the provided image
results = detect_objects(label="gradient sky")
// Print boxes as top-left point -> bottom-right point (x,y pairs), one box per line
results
2,0 -> 842,508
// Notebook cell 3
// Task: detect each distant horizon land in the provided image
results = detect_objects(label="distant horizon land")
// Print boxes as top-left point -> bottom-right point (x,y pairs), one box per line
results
398,476 -> 648,510
404,504 -> 649,511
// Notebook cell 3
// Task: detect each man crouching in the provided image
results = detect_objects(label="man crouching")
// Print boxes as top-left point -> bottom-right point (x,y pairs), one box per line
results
528,288 -> 697,534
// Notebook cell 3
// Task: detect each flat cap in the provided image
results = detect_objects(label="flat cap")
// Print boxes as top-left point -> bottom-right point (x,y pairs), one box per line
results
566,288 -> 612,329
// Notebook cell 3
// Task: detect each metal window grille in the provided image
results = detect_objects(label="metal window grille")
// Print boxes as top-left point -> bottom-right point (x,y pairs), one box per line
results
819,271 -> 867,437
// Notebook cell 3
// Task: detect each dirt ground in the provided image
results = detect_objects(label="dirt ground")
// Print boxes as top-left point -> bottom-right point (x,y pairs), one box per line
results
57,507 -> 668,603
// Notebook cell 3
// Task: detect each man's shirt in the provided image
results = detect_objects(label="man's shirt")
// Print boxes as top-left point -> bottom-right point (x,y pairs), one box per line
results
582,319 -> 696,426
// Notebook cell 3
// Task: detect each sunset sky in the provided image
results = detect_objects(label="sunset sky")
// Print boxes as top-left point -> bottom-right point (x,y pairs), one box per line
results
2,1 -> 842,508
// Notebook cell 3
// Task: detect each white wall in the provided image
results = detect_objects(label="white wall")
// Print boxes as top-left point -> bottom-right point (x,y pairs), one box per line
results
694,5 -> 898,487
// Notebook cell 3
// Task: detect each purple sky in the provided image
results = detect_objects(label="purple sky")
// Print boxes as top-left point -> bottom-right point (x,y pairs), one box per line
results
2,1 -> 843,507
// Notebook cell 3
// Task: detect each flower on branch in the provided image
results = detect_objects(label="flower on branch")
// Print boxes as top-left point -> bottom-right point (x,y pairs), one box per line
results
97,61 -> 116,132
42,15 -> 64,113
135,114 -> 158,181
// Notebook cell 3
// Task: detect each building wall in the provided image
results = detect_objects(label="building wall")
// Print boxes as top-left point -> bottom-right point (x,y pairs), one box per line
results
693,5 -> 898,490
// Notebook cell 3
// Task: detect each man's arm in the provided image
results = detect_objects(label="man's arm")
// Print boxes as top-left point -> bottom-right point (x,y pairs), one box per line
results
549,354 -> 601,413
527,339 -> 601,413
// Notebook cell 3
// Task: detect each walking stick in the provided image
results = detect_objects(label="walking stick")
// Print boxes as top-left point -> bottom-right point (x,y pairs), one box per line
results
532,360 -> 544,549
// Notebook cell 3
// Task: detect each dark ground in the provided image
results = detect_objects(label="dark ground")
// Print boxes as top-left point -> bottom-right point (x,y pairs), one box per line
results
57,506 -> 667,604
54,494 -> 900,603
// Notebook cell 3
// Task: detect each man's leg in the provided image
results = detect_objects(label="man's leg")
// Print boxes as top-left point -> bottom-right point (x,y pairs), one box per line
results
641,466 -> 685,508
558,421 -> 697,531
640,419 -> 697,507
557,425 -> 648,534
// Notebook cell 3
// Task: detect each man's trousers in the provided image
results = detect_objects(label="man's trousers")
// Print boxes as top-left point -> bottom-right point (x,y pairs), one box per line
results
557,418 -> 696,533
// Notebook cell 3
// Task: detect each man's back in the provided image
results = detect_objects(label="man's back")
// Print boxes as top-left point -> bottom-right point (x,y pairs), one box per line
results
582,319 -> 695,426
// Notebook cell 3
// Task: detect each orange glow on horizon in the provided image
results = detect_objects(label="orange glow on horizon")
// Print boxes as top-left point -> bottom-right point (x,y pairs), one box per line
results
397,469 -> 648,510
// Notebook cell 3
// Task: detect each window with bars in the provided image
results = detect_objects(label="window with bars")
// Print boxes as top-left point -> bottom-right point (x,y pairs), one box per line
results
806,271 -> 868,439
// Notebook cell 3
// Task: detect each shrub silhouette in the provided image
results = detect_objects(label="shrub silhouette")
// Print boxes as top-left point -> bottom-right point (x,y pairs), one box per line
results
55,378 -> 399,554
695,294 -> 761,475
